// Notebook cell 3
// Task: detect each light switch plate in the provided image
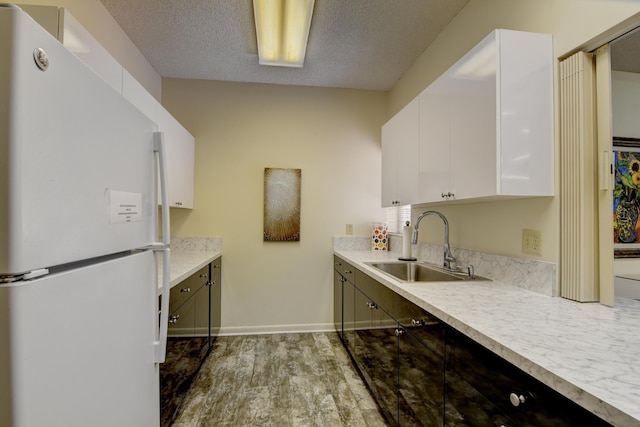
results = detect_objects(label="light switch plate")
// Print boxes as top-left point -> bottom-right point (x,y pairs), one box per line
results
346,224 -> 353,235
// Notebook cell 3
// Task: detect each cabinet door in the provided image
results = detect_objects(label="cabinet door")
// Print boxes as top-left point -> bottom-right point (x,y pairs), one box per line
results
445,327 -> 611,427
333,269 -> 344,337
193,268 -> 211,336
343,279 -> 356,354
419,72 -> 452,202
210,258 -> 222,337
353,286 -> 399,425
397,294 -> 446,426
122,69 -> 157,122
381,97 -> 420,207
498,30 -> 554,196
398,328 -> 445,426
157,105 -> 195,209
449,33 -> 498,200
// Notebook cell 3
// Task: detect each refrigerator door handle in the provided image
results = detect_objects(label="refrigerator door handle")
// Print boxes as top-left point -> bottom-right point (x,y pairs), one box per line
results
152,131 -> 170,364
154,131 -> 170,246
153,247 -> 170,363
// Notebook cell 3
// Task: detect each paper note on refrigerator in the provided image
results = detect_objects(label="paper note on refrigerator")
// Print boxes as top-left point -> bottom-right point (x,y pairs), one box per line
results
108,190 -> 143,223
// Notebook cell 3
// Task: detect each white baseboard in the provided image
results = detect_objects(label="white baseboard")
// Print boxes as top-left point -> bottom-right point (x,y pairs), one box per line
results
217,323 -> 336,337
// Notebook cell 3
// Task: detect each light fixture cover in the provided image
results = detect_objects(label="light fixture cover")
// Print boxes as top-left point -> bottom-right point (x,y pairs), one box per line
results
253,0 -> 315,67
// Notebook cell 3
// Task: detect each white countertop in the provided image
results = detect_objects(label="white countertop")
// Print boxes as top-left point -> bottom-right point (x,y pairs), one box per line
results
156,237 -> 222,290
335,249 -> 640,427
166,248 -> 221,288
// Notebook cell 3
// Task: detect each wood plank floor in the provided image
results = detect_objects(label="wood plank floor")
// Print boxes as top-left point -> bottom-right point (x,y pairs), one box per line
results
171,332 -> 389,427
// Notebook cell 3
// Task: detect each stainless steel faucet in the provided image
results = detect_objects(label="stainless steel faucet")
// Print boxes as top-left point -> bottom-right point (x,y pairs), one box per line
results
412,210 -> 457,270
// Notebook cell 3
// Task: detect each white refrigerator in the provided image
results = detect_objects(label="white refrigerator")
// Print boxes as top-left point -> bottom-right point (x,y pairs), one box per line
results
0,5 -> 171,427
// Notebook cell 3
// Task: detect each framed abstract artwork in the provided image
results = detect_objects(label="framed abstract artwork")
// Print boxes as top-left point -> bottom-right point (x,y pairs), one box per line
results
263,168 -> 301,242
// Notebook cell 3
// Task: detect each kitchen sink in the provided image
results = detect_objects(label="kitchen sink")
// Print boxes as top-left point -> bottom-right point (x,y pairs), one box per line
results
365,261 -> 484,282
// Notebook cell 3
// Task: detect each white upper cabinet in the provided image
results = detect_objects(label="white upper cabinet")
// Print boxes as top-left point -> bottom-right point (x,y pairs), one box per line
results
20,5 -> 123,93
24,5 -> 196,210
381,97 -> 420,207
122,69 -> 158,123
419,73 -> 451,203
383,29 -> 553,207
450,29 -> 553,200
157,105 -> 195,209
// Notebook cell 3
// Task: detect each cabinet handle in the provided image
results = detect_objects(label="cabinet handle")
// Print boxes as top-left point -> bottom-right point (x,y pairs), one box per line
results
168,314 -> 180,324
199,273 -> 208,278
509,393 -> 526,407
180,287 -> 190,293
441,192 -> 455,199
395,328 -> 406,336
213,264 -> 221,269
344,270 -> 352,275
411,319 -> 425,327
366,302 -> 378,310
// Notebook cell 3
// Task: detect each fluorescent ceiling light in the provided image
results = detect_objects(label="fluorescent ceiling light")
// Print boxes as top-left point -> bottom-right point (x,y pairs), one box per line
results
253,0 -> 315,67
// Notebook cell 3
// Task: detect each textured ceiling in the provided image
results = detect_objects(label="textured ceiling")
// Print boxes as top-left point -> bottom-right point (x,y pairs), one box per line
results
98,0 -> 469,90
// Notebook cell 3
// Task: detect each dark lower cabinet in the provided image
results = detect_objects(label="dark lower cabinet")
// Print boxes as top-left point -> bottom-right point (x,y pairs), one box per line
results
161,256 -> 222,427
444,327 -> 612,427
333,269 -> 343,337
398,327 -> 445,426
353,284 -> 399,425
332,256 -> 613,427
397,292 -> 446,427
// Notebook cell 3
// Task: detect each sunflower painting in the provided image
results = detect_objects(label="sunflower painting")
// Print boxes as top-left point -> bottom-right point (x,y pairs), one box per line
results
614,151 -> 640,244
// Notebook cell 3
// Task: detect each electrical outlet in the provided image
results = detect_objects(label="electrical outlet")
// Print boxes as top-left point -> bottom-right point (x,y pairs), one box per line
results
346,224 -> 353,235
522,229 -> 542,255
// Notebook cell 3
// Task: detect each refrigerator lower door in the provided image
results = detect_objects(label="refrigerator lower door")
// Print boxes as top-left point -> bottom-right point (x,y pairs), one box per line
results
0,251 -> 159,427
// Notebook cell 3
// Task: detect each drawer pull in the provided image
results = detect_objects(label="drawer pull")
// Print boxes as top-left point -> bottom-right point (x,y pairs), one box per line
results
509,393 -> 526,407
366,302 -> 378,310
200,274 -> 208,278
168,314 -> 180,324
411,319 -> 426,327
180,287 -> 191,293
395,329 -> 406,337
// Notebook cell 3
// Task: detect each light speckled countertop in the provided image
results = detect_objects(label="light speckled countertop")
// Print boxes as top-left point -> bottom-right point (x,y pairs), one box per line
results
335,249 -> 640,427
157,237 -> 222,289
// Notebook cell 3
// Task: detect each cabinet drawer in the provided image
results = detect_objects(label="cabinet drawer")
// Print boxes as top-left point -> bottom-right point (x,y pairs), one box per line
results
354,269 -> 397,317
169,265 -> 209,314
334,256 -> 355,284
397,294 -> 445,358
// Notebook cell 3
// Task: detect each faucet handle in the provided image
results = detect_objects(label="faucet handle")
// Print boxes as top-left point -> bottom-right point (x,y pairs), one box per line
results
456,264 -> 475,279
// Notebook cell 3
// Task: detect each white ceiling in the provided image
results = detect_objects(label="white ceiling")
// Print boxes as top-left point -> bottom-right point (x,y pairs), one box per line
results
98,0 -> 469,91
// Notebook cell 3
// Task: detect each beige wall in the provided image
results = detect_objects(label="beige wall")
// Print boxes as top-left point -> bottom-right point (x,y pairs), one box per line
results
391,0 -> 640,263
16,0 -> 640,330
14,0 -> 161,99
163,79 -> 387,334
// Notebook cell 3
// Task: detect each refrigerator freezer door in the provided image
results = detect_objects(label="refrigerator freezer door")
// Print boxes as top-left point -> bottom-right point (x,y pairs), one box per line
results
0,251 -> 159,427
0,7 -> 159,276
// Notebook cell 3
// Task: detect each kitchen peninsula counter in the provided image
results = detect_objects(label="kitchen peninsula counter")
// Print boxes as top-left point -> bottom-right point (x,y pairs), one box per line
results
158,237 -> 222,289
334,249 -> 640,427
